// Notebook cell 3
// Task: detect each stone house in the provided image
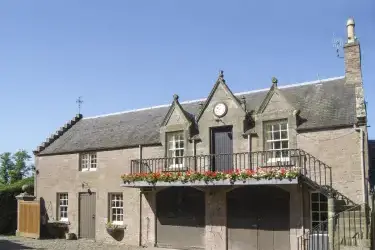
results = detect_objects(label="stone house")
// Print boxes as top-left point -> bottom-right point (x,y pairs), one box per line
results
33,18 -> 372,250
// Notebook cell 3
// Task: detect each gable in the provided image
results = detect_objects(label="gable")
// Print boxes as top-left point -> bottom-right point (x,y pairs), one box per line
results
165,106 -> 188,126
262,91 -> 294,114
196,71 -> 245,122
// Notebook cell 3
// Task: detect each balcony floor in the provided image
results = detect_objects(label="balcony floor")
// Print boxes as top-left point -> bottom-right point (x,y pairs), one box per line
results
121,177 -> 298,188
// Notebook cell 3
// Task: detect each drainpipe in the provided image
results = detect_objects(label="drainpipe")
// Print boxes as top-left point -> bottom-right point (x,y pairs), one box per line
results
139,190 -> 143,247
354,125 -> 367,205
248,134 -> 252,169
138,145 -> 143,247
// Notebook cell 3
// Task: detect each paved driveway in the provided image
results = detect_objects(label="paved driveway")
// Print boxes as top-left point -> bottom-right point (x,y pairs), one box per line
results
0,235 -> 160,250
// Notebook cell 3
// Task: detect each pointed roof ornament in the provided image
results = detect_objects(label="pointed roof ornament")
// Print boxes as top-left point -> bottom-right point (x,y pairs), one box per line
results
272,77 -> 278,87
173,94 -> 179,101
219,70 -> 224,79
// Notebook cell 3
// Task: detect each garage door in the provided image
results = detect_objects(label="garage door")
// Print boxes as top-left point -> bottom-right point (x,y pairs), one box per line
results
156,187 -> 205,249
227,186 -> 290,250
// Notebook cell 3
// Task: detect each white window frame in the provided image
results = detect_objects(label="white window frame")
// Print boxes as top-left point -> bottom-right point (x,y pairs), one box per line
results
264,120 -> 289,163
80,152 -> 97,171
109,193 -> 124,225
167,131 -> 185,169
310,192 -> 328,233
58,193 -> 68,222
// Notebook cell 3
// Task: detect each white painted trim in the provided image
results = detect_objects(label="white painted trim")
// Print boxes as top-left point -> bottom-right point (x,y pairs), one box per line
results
83,76 -> 345,120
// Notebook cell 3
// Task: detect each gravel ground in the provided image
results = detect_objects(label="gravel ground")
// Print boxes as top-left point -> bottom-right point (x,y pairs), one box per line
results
0,235 -> 152,250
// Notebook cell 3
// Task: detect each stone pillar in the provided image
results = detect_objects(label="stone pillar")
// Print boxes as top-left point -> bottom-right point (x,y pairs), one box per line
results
141,190 -> 156,247
205,187 -> 226,250
328,197 -> 335,250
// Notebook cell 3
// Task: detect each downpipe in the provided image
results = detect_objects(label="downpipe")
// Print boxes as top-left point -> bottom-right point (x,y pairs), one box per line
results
354,125 -> 368,205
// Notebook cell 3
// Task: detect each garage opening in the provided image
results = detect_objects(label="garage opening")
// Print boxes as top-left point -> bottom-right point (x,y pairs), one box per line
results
227,186 -> 290,250
156,187 -> 205,249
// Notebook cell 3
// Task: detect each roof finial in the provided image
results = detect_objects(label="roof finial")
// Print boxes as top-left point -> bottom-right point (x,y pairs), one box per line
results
219,70 -> 224,79
272,77 -> 278,86
173,94 -> 179,101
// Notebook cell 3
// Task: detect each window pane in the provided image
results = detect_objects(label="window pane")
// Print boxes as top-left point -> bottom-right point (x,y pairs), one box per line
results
312,203 -> 319,211
273,131 -> 280,140
282,141 -> 289,149
320,202 -> 328,211
275,150 -> 281,158
320,194 -> 328,202
281,131 -> 288,139
280,123 -> 287,130
320,213 -> 328,221
311,193 -> 319,201
266,132 -> 272,141
312,212 -> 320,221
274,141 -> 281,149
281,150 -> 289,158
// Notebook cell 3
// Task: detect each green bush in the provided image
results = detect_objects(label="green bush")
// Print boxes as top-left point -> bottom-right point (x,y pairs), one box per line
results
0,177 -> 34,234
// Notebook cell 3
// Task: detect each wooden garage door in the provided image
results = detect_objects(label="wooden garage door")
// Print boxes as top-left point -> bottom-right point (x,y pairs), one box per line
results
156,187 -> 205,249
227,186 -> 290,250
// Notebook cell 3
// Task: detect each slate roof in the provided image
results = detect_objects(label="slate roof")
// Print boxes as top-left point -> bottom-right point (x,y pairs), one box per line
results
37,76 -> 356,155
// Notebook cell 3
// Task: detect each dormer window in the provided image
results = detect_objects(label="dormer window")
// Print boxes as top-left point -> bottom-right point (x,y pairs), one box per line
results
167,131 -> 185,169
80,152 -> 97,171
264,120 -> 289,162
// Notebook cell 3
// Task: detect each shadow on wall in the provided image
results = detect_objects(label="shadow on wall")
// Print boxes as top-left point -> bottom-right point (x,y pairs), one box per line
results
39,197 -> 69,239
0,240 -> 37,250
369,140 -> 375,192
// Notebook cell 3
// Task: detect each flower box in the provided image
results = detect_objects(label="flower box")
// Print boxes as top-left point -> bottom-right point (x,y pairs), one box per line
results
121,168 -> 300,186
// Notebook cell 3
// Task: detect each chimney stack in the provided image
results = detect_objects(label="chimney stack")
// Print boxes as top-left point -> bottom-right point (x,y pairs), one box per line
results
343,18 -> 366,124
344,17 -> 362,86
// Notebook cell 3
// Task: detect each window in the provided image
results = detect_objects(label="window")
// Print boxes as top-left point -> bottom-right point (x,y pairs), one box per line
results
264,120 -> 289,161
58,193 -> 68,221
81,152 -> 97,171
109,193 -> 123,225
167,131 -> 185,168
311,192 -> 328,231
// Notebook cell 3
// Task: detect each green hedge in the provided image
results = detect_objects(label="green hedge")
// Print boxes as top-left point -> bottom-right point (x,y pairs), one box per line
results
0,177 -> 34,234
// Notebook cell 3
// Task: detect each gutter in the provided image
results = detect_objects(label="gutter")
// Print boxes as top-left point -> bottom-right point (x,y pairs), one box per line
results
354,125 -> 368,205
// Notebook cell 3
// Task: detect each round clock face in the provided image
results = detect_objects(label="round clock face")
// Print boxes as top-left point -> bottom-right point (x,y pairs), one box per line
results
213,103 -> 227,117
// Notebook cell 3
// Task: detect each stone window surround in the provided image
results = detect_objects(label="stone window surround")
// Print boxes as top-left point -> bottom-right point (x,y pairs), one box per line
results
57,192 -> 68,222
108,193 -> 124,225
166,131 -> 185,169
264,119 -> 289,161
254,110 -> 298,152
160,123 -> 191,159
79,152 -> 97,171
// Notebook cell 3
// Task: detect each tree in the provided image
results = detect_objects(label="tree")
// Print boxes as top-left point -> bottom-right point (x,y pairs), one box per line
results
9,150 -> 31,184
0,152 -> 13,184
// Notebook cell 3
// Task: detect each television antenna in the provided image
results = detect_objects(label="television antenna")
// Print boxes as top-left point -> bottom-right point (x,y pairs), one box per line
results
76,96 -> 83,114
332,33 -> 344,59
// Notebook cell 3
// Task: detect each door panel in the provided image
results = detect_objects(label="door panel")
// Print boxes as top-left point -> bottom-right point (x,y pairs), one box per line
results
211,126 -> 233,172
79,192 -> 96,239
227,186 -> 290,250
156,187 -> 205,249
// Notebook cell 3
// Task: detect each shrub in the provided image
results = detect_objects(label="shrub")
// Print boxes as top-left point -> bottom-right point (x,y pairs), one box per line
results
0,177 -> 34,234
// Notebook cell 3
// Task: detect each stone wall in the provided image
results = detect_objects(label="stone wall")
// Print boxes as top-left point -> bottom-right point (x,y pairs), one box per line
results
297,127 -> 364,204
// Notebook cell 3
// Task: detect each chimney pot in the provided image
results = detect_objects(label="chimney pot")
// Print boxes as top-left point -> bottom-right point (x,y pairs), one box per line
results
346,17 -> 356,43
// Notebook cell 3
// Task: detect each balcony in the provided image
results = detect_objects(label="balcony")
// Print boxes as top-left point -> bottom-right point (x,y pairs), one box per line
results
121,149 -> 332,188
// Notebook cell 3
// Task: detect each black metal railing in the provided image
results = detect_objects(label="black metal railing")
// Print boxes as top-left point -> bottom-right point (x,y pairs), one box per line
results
297,203 -> 370,250
130,149 -> 332,188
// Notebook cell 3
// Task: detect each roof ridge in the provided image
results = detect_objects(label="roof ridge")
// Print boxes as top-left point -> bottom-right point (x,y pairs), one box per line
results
33,114 -> 83,155
83,76 -> 345,120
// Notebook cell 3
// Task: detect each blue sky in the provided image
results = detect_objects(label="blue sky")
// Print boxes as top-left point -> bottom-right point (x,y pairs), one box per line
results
0,0 -> 374,155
